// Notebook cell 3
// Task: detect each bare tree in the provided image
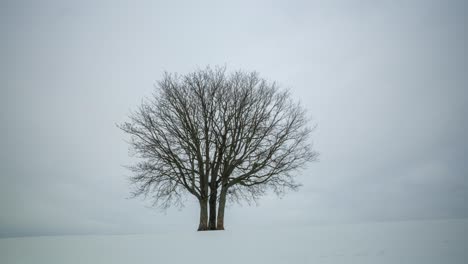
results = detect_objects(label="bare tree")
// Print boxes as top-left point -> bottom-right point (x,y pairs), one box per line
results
119,66 -> 317,231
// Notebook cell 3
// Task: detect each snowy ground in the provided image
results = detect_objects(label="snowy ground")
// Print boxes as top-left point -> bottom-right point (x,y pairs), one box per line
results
1,219 -> 467,264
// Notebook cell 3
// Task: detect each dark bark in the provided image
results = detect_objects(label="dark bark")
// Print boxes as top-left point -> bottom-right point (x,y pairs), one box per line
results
216,186 -> 228,230
208,185 -> 218,230
198,199 -> 208,231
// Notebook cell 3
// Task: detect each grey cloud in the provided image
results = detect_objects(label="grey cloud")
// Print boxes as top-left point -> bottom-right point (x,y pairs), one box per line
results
1,0 -> 467,237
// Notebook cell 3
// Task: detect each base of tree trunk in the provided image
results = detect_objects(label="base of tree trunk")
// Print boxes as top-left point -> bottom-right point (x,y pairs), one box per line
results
197,228 -> 225,231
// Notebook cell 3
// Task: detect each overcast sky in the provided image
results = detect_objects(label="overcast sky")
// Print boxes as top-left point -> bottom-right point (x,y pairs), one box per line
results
1,0 -> 467,237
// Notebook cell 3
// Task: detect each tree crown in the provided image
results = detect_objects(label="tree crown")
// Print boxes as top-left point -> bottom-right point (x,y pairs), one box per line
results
119,66 -> 317,208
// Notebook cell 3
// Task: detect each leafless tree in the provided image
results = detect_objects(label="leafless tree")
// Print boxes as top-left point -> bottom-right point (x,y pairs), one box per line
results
119,66 -> 317,231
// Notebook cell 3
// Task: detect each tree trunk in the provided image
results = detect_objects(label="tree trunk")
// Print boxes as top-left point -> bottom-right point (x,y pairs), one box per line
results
198,199 -> 208,231
216,187 -> 228,230
208,187 -> 217,230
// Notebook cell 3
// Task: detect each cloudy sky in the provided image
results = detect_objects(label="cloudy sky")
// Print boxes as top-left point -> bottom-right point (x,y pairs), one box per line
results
1,0 -> 467,237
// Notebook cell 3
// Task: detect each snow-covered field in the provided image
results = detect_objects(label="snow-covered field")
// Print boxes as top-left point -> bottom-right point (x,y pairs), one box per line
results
1,219 -> 467,264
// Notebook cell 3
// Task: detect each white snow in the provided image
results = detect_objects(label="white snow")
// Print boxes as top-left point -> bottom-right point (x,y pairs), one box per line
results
1,219 -> 467,264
